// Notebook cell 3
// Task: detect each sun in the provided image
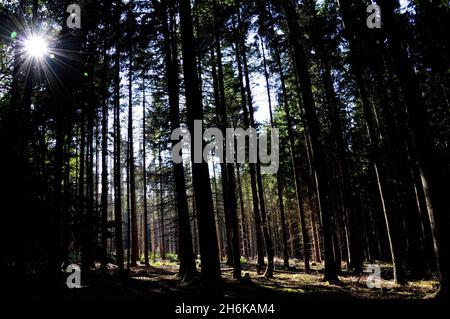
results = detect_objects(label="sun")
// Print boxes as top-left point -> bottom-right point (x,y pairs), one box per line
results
23,35 -> 49,58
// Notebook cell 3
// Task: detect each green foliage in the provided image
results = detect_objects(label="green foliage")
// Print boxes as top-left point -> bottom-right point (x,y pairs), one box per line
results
166,253 -> 179,263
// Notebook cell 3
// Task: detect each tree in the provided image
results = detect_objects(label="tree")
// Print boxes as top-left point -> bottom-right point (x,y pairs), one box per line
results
162,0 -> 197,281
337,0 -> 406,284
377,0 -> 449,295
282,0 -> 337,282
179,0 -> 222,294
142,72 -> 150,267
0,0 -> 448,300
212,0 -> 241,279
113,0 -> 125,274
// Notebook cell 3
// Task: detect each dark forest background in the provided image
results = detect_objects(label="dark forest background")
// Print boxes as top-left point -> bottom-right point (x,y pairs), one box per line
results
0,0 -> 449,300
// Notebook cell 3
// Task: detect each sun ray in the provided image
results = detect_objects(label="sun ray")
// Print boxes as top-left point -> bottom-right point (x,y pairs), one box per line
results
23,35 -> 49,58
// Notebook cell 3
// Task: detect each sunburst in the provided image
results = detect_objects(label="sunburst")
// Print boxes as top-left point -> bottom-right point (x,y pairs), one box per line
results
23,35 -> 49,58
4,20 -> 85,98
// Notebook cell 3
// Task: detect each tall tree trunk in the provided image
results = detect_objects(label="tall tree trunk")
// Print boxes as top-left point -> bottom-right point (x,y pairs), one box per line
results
282,0 -> 337,281
163,0 -> 197,281
235,163 -> 250,259
232,10 -> 265,274
126,138 -> 131,268
211,46 -> 233,267
211,161 -> 224,261
212,0 -> 241,279
337,0 -> 405,284
258,1 -> 314,271
142,74 -> 149,266
79,109 -> 87,269
85,68 -> 95,272
235,1 -> 274,277
101,50 -> 109,269
158,143 -> 166,260
179,0 -> 222,294
271,29 -> 311,273
113,0 -> 124,273
258,35 -> 290,269
304,0 -> 363,273
128,37 -> 138,266
370,35 -> 427,277
378,0 -> 449,294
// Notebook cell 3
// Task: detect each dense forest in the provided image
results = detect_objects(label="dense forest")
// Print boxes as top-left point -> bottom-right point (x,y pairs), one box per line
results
0,0 -> 449,303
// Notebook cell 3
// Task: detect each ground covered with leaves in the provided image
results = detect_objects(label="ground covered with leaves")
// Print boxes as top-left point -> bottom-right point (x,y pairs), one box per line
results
33,258 -> 435,301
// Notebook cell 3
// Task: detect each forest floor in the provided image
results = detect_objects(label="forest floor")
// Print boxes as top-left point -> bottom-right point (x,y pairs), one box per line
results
49,258 -> 438,301
4,258 -> 443,317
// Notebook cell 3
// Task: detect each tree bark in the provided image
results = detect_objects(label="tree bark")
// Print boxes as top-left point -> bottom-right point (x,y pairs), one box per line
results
113,0 -> 124,273
283,0 -> 337,281
179,0 -> 222,294
232,7 -> 266,275
337,0 -> 405,284
142,74 -> 149,266
128,35 -> 138,266
212,0 -> 241,279
163,0 -> 197,281
378,0 -> 449,294
259,33 -> 291,268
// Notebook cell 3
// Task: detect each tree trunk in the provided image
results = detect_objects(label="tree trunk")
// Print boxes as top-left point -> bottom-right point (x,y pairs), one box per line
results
212,0 -> 241,278
163,0 -> 197,281
258,35 -> 290,268
235,163 -> 250,259
210,45 -> 233,267
113,0 -> 124,273
142,74 -> 149,266
100,47 -> 109,269
232,9 -> 266,274
337,0 -> 405,284
128,37 -> 138,266
283,0 -> 337,281
179,0 -> 222,294
378,0 -> 449,294
235,1 -> 274,277
158,143 -> 166,260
